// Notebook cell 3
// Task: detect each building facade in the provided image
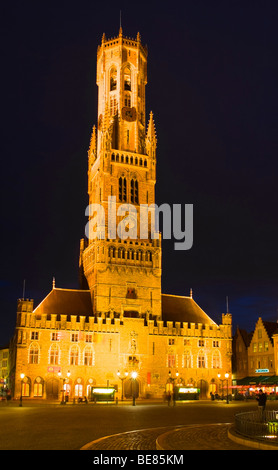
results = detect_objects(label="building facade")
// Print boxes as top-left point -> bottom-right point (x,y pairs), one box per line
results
10,29 -> 233,401
233,317 -> 278,395
0,346 -> 9,398
232,327 -> 253,380
248,317 -> 277,376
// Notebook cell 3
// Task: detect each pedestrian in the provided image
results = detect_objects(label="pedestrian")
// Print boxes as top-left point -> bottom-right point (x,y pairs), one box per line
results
166,392 -> 171,406
256,389 -> 267,421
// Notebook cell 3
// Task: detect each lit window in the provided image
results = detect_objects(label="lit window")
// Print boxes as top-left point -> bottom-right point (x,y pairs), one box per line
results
110,96 -> 117,115
84,347 -> 93,366
212,352 -> 221,368
85,334 -> 93,343
34,380 -> 43,397
119,177 -> 127,202
110,67 -> 117,91
124,66 -> 131,91
49,344 -> 59,365
51,332 -> 60,341
198,352 -> 206,368
29,343 -> 39,364
124,93 -> 131,107
167,354 -> 175,368
183,351 -> 192,368
75,384 -> 83,398
70,346 -> 79,365
130,179 -> 139,204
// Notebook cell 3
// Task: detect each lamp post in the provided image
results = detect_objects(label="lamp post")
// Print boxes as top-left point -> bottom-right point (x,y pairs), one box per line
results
131,371 -> 138,406
225,373 -> 229,404
58,370 -> 70,404
65,370 -> 71,403
19,373 -> 25,407
218,373 -> 230,404
58,371 -> 65,404
168,370 -> 180,404
117,370 -> 128,401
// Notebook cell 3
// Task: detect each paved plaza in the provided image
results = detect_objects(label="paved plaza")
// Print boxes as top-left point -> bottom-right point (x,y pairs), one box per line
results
0,399 -> 277,450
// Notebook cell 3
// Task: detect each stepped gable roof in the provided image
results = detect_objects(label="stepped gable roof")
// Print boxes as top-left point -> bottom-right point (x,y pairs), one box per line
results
161,294 -> 217,326
236,328 -> 253,347
33,288 -> 93,316
262,320 -> 278,343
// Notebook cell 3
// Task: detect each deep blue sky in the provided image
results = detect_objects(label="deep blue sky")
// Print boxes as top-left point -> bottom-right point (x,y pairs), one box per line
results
1,1 -> 278,346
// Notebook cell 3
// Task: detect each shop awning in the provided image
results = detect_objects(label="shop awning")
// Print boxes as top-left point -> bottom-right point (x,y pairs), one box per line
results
236,376 -> 278,386
260,376 -> 278,386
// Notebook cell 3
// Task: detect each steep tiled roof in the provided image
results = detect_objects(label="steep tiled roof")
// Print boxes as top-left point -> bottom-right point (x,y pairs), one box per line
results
33,288 -> 93,316
262,320 -> 278,343
161,294 -> 217,325
33,289 -> 218,325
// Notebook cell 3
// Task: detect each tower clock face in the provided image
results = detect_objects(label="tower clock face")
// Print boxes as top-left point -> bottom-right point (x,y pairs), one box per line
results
122,107 -> 137,122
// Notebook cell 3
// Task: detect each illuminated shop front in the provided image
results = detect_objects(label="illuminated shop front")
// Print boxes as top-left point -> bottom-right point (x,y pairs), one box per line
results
174,387 -> 200,400
234,375 -> 278,399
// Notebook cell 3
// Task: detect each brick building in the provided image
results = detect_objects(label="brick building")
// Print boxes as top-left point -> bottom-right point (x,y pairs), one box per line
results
10,28 -> 232,401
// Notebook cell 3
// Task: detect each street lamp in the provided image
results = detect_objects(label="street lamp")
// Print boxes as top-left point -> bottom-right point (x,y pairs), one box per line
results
131,371 -> 138,406
58,371 -> 65,404
19,373 -> 25,407
225,373 -> 229,404
117,370 -> 128,401
58,370 -> 71,404
218,373 -> 230,404
66,370 -> 71,403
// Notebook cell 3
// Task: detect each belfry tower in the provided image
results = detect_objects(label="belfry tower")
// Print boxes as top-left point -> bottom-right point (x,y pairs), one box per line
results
80,28 -> 162,321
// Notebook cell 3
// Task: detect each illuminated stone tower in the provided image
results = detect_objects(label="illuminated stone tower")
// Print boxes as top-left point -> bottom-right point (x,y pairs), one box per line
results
80,28 -> 162,321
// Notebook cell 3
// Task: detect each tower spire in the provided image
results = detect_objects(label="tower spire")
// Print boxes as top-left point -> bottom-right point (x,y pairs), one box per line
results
146,111 -> 157,158
88,125 -> 97,162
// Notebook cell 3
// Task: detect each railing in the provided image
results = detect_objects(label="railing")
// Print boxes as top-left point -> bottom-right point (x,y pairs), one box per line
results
234,410 -> 278,445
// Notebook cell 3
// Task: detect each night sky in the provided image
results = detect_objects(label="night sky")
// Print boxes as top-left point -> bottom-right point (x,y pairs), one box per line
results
1,1 -> 277,346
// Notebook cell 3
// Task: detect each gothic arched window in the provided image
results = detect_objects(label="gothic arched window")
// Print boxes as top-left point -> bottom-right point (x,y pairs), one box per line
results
29,343 -> 39,364
124,93 -> 131,107
110,96 -> 117,116
130,179 -> 139,204
84,347 -> 94,366
212,351 -> 221,369
110,67 -> 117,91
123,66 -> 131,91
119,177 -> 127,202
49,344 -> 59,365
70,346 -> 79,366
197,350 -> 206,368
183,350 -> 192,368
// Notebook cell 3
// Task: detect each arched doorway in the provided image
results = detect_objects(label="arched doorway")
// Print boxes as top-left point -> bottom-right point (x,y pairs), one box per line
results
46,378 -> 59,400
124,378 -> 139,399
197,379 -> 209,399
